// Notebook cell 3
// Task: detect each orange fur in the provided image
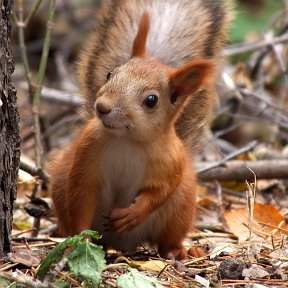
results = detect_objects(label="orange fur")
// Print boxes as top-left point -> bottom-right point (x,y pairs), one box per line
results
132,11 -> 150,57
49,4 -> 230,259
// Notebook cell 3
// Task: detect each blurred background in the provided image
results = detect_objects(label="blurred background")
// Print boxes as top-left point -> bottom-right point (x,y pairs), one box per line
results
12,0 -> 288,232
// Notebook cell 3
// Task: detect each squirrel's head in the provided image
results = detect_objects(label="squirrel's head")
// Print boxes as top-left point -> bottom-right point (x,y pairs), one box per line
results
95,12 -> 215,142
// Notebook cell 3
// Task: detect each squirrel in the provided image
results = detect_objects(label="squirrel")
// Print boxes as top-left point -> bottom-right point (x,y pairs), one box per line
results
48,0 -> 232,259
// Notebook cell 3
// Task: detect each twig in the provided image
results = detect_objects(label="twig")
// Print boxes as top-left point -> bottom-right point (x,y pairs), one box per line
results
225,33 -> 288,56
19,82 -> 83,107
0,263 -> 19,272
13,242 -> 57,249
12,237 -> 58,243
16,0 -> 33,90
245,167 -> 257,260
32,0 -> 56,174
264,33 -> 288,106
20,160 -> 50,184
258,222 -> 288,234
18,0 -> 56,237
197,140 -> 258,173
197,160 -> 288,181
40,87 -> 83,106
0,270 -> 53,288
239,88 -> 288,114
25,0 -> 43,25
222,111 -> 288,130
42,114 -> 83,140
188,232 -> 238,240
32,1 -> 56,238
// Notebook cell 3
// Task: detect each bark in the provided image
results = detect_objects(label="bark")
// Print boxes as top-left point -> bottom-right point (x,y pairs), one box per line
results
0,0 -> 21,256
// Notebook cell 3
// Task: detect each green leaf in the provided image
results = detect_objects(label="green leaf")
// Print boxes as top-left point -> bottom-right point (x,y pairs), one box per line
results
66,234 -> 84,249
37,239 -> 69,279
9,284 -> 28,288
79,230 -> 101,241
0,278 -> 11,287
64,230 -> 101,250
54,281 -> 71,288
68,240 -> 106,287
117,268 -> 164,288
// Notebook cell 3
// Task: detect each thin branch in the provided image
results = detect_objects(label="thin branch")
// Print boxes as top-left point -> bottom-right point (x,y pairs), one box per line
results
197,140 -> 258,173
0,271 -> 54,288
20,160 -> 50,184
225,33 -> 288,56
32,0 -> 56,109
25,0 -> 43,25
239,88 -> 287,114
20,82 -> 83,107
32,0 -> 56,177
27,0 -> 56,237
268,37 -> 288,106
16,0 -> 33,89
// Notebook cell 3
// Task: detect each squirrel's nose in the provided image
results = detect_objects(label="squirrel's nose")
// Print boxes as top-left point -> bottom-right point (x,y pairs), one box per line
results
96,102 -> 112,115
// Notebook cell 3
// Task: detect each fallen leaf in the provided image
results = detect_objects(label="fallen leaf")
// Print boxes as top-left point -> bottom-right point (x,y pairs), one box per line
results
197,198 -> 218,208
195,275 -> 209,288
136,260 -> 166,272
209,243 -> 239,259
115,256 -> 166,273
224,204 -> 286,242
117,268 -> 163,288
269,248 -> 288,259
8,249 -> 41,267
242,264 -> 269,278
221,180 -> 247,193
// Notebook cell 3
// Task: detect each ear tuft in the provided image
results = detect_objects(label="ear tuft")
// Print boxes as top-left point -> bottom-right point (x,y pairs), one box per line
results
132,11 -> 150,58
169,60 -> 215,104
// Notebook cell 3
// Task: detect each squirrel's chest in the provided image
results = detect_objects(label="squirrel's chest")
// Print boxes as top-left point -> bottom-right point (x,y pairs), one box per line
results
99,138 -> 147,207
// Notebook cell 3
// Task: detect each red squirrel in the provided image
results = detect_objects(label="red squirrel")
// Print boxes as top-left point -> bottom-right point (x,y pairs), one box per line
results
49,1 -> 232,259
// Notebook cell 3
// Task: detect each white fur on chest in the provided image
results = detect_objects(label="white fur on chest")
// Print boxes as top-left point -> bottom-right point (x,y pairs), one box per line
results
92,137 -> 174,252
99,137 -> 146,211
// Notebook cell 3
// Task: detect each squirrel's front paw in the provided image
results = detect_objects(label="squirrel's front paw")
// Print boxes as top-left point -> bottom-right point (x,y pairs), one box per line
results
108,204 -> 147,233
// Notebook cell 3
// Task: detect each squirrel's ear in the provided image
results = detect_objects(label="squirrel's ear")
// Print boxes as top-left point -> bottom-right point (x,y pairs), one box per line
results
169,60 -> 215,105
132,11 -> 150,57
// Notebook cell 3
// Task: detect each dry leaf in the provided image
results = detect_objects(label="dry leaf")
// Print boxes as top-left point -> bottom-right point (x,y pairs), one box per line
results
195,275 -> 209,288
269,248 -> 288,259
209,243 -> 239,259
8,249 -> 41,267
221,180 -> 247,192
197,198 -> 218,208
136,260 -> 166,272
224,204 -> 287,242
242,264 -> 269,279
115,256 -> 166,272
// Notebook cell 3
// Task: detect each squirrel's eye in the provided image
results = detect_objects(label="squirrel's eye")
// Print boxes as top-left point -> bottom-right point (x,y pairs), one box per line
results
143,94 -> 158,108
106,71 -> 112,80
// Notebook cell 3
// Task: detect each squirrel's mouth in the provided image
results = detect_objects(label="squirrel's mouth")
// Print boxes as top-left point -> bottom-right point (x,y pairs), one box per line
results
102,121 -> 117,130
100,117 -> 132,131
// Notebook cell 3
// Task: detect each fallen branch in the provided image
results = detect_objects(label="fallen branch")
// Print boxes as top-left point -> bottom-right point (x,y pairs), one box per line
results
197,160 -> 288,181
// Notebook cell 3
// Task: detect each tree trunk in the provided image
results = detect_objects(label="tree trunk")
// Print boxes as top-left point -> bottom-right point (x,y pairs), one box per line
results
0,0 -> 21,256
